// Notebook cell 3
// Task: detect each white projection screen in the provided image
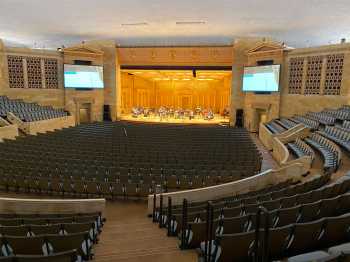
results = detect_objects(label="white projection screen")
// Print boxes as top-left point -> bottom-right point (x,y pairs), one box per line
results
242,65 -> 281,92
64,64 -> 104,89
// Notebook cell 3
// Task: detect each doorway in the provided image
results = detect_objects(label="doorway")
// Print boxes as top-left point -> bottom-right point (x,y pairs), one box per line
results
79,103 -> 91,124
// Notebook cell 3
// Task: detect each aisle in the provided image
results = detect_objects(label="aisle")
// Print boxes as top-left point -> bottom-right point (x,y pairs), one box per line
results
94,201 -> 197,262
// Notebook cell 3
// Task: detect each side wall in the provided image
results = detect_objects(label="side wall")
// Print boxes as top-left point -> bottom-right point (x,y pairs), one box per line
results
279,44 -> 350,117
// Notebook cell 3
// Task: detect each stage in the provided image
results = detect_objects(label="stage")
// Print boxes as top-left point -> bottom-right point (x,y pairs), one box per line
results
120,114 -> 230,124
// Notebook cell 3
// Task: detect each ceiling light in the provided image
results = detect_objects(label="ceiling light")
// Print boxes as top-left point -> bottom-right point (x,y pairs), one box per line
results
176,21 -> 206,25
121,22 -> 148,26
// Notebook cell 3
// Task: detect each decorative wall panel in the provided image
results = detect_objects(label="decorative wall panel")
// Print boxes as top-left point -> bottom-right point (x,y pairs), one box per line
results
324,54 -> 344,95
7,56 -> 59,89
44,58 -> 59,89
7,56 -> 24,88
304,56 -> 323,95
288,57 -> 304,94
26,57 -> 42,89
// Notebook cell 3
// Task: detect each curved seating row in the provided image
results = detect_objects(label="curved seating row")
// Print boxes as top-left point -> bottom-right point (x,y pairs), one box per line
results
0,122 -> 262,197
169,176 -> 348,240
305,134 -> 341,173
265,121 -> 286,134
0,249 -> 76,261
306,112 -> 336,126
192,176 -> 350,262
287,138 -> 315,160
341,120 -> 350,131
291,115 -> 320,130
318,126 -> 350,153
0,96 -> 68,122
198,213 -> 350,262
185,191 -> 350,249
0,211 -> 105,261
162,174 -> 328,215
278,118 -> 299,129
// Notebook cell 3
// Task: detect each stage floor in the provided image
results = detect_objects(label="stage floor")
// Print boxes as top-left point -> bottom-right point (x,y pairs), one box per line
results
120,114 -> 230,124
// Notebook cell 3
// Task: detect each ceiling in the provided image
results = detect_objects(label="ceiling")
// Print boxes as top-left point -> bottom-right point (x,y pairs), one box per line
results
122,70 -> 232,81
1,0 -> 349,49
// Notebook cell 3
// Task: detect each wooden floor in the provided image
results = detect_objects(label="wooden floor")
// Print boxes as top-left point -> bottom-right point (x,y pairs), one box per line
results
94,201 -> 197,262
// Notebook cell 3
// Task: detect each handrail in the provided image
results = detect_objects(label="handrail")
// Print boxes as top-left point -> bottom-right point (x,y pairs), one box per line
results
0,197 -> 105,215
159,194 -> 163,228
167,197 -> 172,236
204,202 -> 210,262
152,193 -> 156,222
180,198 -> 188,249
254,206 -> 270,262
147,163 -> 305,215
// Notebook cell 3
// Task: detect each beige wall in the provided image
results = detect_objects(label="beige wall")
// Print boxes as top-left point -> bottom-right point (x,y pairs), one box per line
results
0,44 -> 65,108
279,44 -> 350,117
1,38 -> 350,127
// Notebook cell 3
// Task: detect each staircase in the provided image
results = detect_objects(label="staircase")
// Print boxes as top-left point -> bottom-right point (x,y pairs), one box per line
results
94,201 -> 196,262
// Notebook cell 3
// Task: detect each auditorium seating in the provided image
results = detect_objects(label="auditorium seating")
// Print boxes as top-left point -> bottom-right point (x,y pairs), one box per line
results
0,212 -> 104,261
317,126 -> 350,153
341,120 -> 350,132
291,115 -> 320,130
265,120 -> 286,134
287,138 -> 315,161
0,96 -> 68,122
306,112 -> 336,126
155,174 -> 330,237
180,175 -> 350,262
278,118 -> 299,129
304,133 -> 341,173
0,122 -> 262,198
325,108 -> 350,121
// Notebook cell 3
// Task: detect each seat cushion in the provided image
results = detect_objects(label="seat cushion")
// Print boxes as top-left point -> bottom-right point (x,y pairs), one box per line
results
328,242 -> 350,255
287,251 -> 331,262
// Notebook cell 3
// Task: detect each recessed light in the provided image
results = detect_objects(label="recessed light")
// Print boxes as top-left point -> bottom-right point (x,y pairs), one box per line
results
176,21 -> 206,25
121,22 -> 148,26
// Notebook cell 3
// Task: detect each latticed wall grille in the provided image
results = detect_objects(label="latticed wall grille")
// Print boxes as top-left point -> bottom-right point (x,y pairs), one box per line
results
288,57 -> 304,94
26,57 -> 42,89
7,56 -> 59,89
324,54 -> 344,95
304,56 -> 323,95
7,56 -> 25,88
44,58 -> 59,89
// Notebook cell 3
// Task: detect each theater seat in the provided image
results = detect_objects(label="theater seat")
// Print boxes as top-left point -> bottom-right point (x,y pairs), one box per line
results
286,251 -> 339,262
15,249 -> 77,262
328,242 -> 350,256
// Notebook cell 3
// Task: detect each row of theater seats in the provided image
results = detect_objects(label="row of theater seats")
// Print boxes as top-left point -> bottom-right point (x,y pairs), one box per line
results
278,118 -> 298,129
0,212 -> 104,261
306,112 -> 336,126
305,133 -> 341,173
341,120 -> 350,131
154,173 -> 350,261
265,105 -> 350,135
292,115 -> 320,130
287,138 -> 315,161
182,178 -> 350,249
318,126 -> 350,152
0,122 -> 262,197
265,120 -> 287,134
155,175 -> 329,233
0,96 -> 68,122
0,173 -> 257,198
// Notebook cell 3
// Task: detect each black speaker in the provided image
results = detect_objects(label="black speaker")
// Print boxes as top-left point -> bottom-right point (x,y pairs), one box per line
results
235,109 -> 244,127
103,105 -> 111,121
